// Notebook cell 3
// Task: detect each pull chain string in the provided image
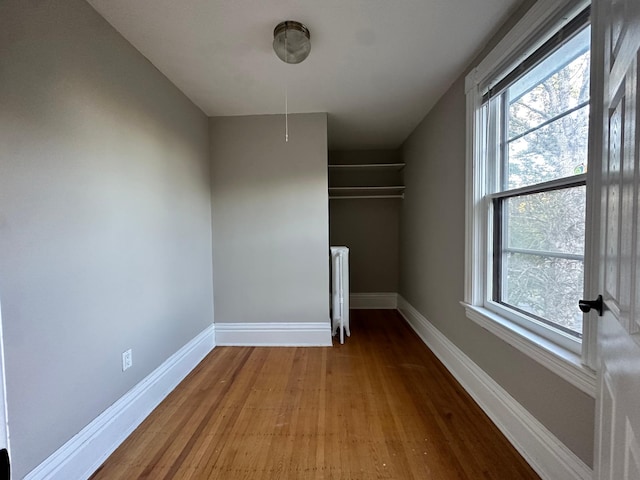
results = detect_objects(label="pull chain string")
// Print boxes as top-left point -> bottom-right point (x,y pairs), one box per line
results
284,31 -> 289,142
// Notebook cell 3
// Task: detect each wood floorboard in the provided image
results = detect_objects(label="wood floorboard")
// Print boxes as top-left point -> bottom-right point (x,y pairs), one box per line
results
90,310 -> 540,479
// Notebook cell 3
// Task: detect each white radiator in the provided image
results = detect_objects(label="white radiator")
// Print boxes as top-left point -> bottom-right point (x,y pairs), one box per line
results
330,246 -> 350,344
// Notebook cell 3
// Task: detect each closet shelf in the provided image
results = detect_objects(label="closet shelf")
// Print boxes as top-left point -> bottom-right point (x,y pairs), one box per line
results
328,163 -> 405,170
329,194 -> 404,200
329,186 -> 405,193
328,162 -> 405,200
329,186 -> 405,200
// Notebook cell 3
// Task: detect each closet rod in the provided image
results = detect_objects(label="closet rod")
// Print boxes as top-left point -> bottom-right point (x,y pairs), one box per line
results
329,194 -> 404,200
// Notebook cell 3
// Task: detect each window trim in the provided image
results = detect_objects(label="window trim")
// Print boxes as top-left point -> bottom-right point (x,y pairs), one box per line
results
463,0 -> 596,397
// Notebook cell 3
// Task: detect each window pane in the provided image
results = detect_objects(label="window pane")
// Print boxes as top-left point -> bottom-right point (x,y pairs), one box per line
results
508,28 -> 591,139
505,186 -> 586,255
500,185 -> 585,335
505,26 -> 590,190
503,252 -> 584,336
507,106 -> 589,189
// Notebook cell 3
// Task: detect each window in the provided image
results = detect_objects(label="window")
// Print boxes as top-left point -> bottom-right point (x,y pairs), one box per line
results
464,0 -> 596,395
488,19 -> 590,348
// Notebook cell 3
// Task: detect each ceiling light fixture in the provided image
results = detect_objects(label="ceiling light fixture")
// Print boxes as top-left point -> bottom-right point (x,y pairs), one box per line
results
273,21 -> 311,143
273,21 -> 311,64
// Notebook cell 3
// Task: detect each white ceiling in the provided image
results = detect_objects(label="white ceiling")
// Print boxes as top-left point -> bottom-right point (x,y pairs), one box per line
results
87,0 -> 522,150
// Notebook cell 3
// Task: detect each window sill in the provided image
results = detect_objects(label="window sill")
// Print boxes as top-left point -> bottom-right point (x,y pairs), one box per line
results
461,302 -> 596,397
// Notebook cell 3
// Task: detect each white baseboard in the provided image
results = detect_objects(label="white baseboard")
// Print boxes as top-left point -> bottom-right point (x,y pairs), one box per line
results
350,292 -> 398,309
25,324 -> 216,480
397,296 -> 592,480
215,322 -> 332,346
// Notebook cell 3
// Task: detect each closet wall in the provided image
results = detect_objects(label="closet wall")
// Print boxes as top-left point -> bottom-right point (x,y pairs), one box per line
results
328,150 -> 402,294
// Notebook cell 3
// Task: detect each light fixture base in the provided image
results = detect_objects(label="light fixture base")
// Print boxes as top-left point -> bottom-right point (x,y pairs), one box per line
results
273,20 -> 311,64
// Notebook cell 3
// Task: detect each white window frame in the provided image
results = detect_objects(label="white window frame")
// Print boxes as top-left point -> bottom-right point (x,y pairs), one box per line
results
463,0 -> 597,397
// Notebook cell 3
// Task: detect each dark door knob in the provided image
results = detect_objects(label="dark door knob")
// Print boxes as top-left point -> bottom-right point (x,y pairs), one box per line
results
0,448 -> 9,480
578,295 -> 604,316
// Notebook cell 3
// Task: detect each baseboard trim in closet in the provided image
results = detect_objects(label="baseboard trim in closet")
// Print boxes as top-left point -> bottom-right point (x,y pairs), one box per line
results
350,292 -> 398,309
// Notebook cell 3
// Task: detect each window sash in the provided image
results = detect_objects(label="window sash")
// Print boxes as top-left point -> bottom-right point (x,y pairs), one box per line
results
492,182 -> 587,339
487,173 -> 587,200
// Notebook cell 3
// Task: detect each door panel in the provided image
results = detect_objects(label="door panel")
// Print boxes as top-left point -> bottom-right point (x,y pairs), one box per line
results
604,93 -> 621,310
594,0 -> 640,478
620,59 -> 636,333
626,54 -> 640,336
625,419 -> 640,479
598,369 -> 615,479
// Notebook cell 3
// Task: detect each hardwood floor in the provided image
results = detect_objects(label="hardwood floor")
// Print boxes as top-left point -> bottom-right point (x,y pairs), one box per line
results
90,310 -> 540,479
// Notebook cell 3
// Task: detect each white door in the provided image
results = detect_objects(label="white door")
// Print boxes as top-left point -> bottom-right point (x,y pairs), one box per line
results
592,0 -> 640,478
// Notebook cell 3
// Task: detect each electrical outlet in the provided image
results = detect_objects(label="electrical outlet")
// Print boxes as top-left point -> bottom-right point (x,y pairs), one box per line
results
122,349 -> 132,372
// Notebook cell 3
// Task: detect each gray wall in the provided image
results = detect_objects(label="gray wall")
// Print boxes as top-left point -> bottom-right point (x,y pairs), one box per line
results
399,0 -> 595,467
210,114 -> 329,325
329,151 -> 400,293
0,1 -> 214,477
